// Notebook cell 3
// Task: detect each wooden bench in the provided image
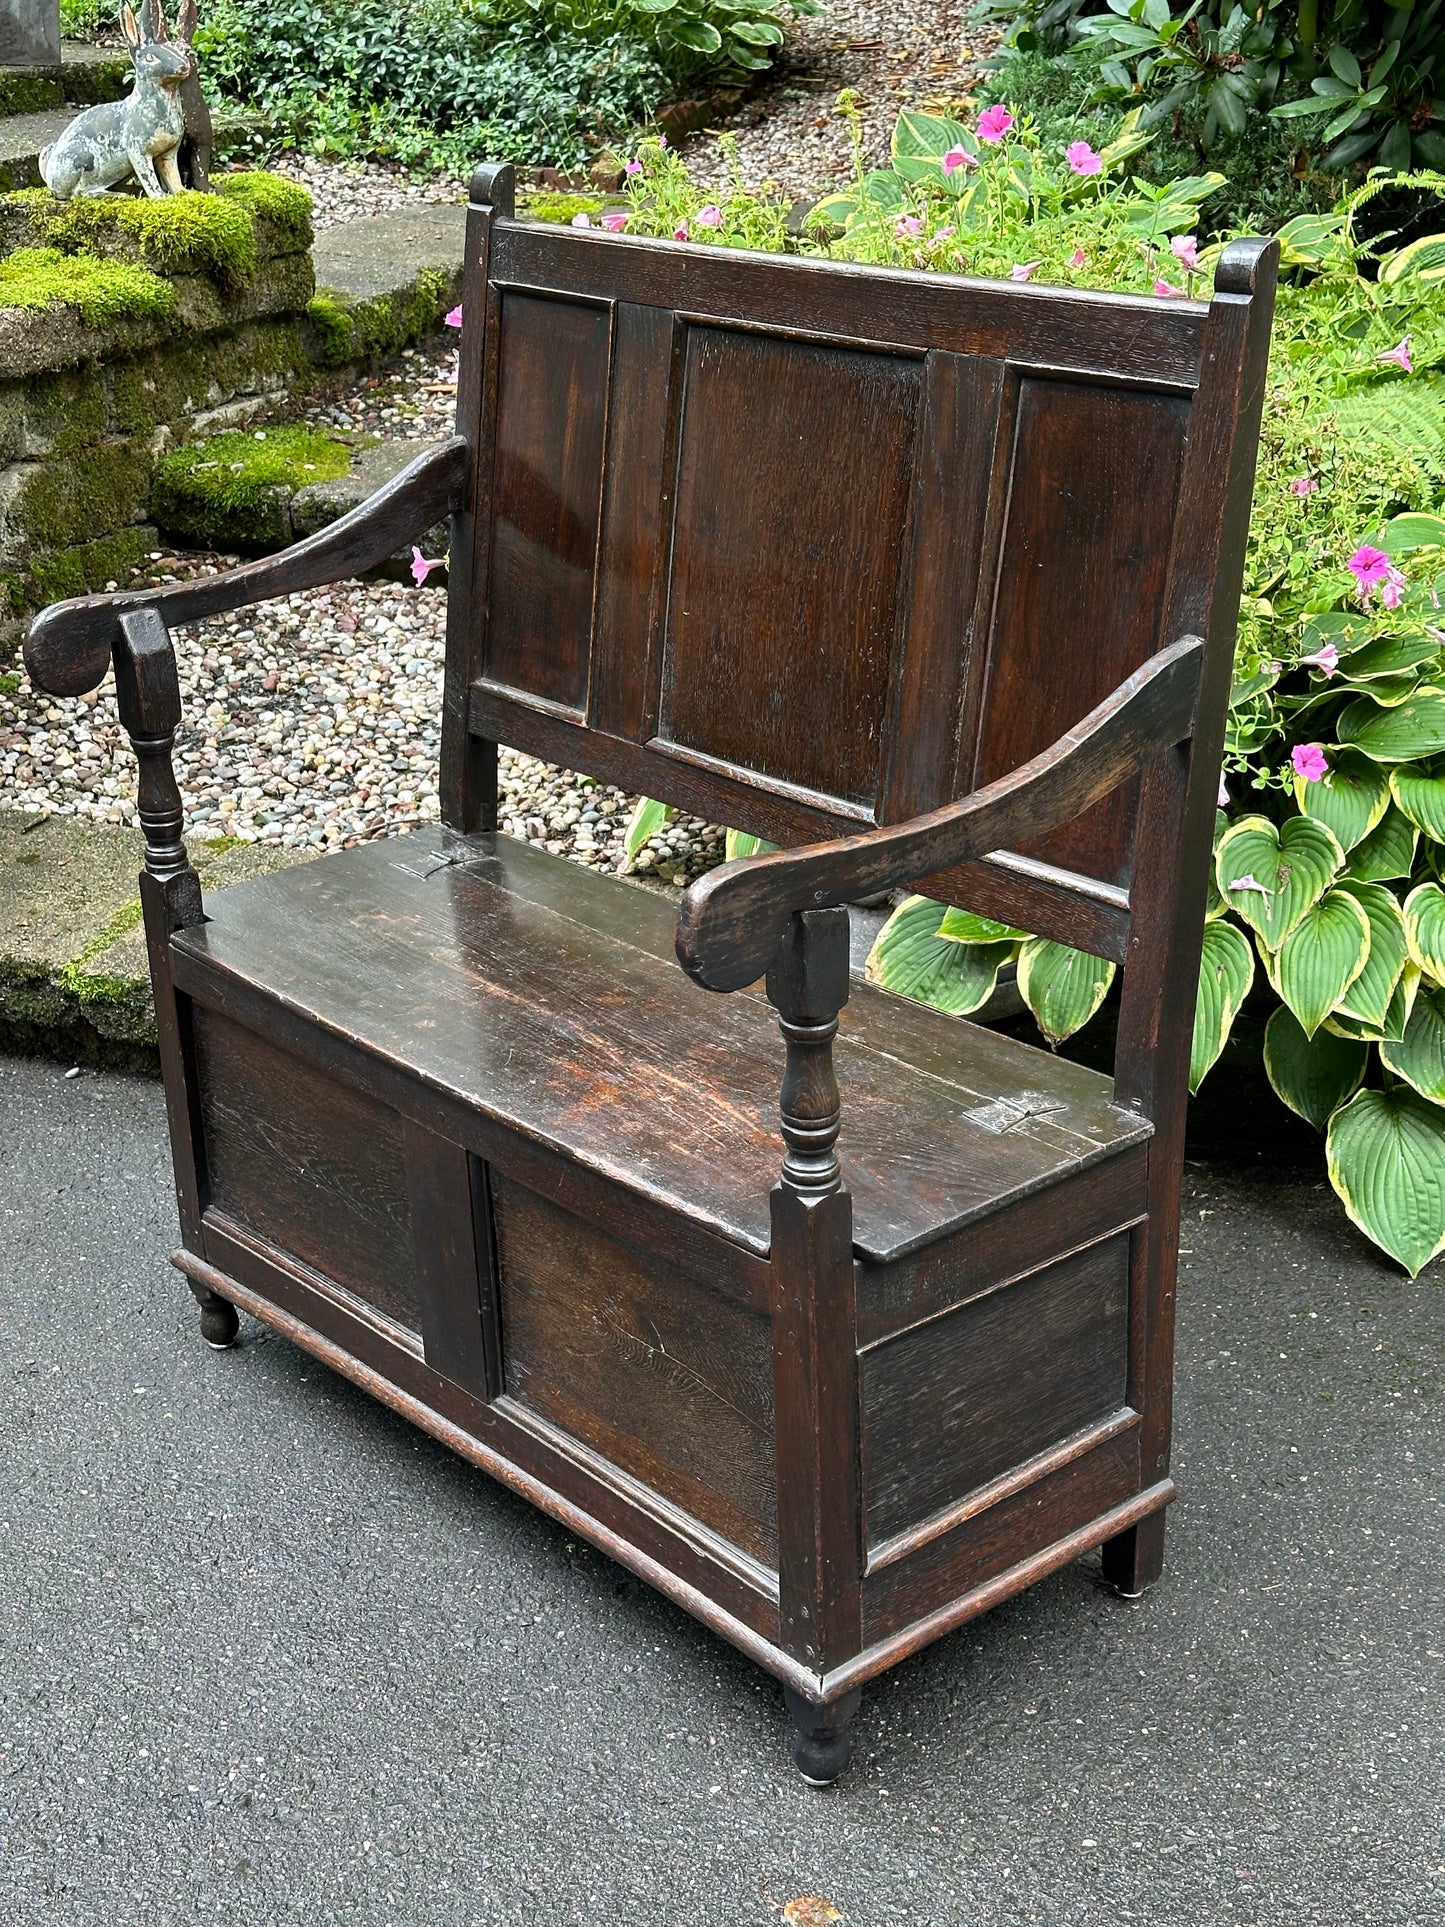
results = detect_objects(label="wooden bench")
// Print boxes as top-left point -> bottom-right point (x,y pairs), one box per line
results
25,165 -> 1277,1782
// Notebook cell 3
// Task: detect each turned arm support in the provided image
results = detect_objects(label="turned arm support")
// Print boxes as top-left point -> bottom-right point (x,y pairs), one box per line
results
23,436 -> 470,699
676,634 -> 1205,994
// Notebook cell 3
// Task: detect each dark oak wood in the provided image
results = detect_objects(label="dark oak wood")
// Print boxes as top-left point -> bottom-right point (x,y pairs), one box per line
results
25,189 -> 1278,1779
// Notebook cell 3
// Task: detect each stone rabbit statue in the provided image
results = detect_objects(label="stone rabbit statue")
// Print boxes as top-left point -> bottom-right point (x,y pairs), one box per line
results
39,3 -> 190,201
167,0 -> 214,192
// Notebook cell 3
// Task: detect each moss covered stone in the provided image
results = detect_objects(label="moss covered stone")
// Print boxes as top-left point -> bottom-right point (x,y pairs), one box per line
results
0,73 -> 62,117
153,423 -> 352,553
20,363 -> 107,457
0,440 -> 151,555
215,172 -> 313,256
25,525 -> 155,605
307,267 -> 448,369
526,192 -> 608,225
0,246 -> 174,326
107,319 -> 312,437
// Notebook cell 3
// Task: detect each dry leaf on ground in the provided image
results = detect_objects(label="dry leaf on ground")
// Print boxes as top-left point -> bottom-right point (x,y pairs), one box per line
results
782,1899 -> 843,1926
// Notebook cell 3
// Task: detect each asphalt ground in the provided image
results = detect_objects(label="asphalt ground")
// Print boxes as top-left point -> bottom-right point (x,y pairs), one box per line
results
1,1050 -> 1440,1926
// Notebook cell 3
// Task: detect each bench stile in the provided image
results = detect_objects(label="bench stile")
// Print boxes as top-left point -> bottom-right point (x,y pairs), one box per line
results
25,162 -> 1277,1780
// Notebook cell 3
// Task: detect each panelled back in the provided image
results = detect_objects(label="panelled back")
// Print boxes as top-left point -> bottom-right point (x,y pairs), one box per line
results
448,174 -> 1245,956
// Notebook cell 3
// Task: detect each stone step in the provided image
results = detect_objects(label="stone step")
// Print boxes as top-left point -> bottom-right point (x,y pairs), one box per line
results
0,103 -> 71,188
0,40 -> 130,117
309,202 -> 467,365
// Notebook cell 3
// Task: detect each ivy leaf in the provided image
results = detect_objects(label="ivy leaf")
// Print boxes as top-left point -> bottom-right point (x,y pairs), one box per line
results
1327,1086 -> 1445,1275
1388,763 -> 1445,842
1343,804 -> 1419,882
1263,1006 -> 1367,1129
1336,688 -> 1445,762
1380,985 -> 1445,1102
1190,919 -> 1254,1092
1295,748 -> 1390,852
1403,880 -> 1445,980
1269,888 -> 1371,1036
1016,938 -> 1115,1046
1334,881 -> 1408,1028
864,895 -> 1017,1016
1215,814 -> 1344,948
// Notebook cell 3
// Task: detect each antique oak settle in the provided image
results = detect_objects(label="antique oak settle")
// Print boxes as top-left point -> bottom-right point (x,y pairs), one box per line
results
26,166 -> 1277,1781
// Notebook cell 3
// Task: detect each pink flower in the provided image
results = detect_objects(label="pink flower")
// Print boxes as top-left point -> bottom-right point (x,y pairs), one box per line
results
444,305 -> 463,328
1154,278 -> 1183,299
894,215 -> 923,238
410,546 -> 445,587
929,225 -> 955,246
1069,247 -> 1087,268
696,204 -> 722,228
1301,644 -> 1339,677
673,222 -> 689,242
1381,572 -> 1406,610
1292,743 -> 1328,783
570,212 -> 591,228
942,145 -> 975,173
1289,476 -> 1319,496
977,104 -> 1014,143
625,158 -> 642,176
1065,141 -> 1102,176
1218,776 -> 1229,808
1010,260 -> 1041,282
1378,336 -> 1413,374
599,212 -> 627,232
657,133 -> 668,148
1347,544 -> 1406,607
1170,233 -> 1199,272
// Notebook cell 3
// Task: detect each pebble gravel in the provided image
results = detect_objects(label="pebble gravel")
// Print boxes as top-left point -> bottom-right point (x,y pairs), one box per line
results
268,151 -> 463,233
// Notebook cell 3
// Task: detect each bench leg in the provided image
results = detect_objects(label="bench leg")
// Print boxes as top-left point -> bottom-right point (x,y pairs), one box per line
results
1101,1509 -> 1167,1598
783,1686 -> 861,1786
191,1282 -> 239,1350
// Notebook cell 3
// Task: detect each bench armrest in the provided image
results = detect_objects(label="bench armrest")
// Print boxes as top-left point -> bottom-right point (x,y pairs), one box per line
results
676,634 -> 1204,993
24,435 -> 470,699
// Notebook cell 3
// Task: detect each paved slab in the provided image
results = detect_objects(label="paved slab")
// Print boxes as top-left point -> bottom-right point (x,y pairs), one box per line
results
312,202 -> 468,304
0,1053 -> 1440,1925
0,104 -> 71,186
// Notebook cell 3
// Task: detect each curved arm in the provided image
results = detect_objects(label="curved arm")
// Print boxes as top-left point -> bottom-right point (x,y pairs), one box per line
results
24,435 -> 470,699
675,635 -> 1205,993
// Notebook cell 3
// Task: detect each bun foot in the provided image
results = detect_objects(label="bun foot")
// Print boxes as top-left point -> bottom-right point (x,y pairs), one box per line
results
784,1685 -> 861,1786
198,1293 -> 239,1349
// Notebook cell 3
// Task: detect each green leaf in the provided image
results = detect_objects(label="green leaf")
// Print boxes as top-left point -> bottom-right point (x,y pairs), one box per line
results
1380,513 -> 1445,555
1264,1006 -> 1367,1130
664,18 -> 722,48
624,795 -> 672,859
1337,688 -> 1445,763
1380,985 -> 1445,1102
724,828 -> 777,860
1334,881 -> 1408,1028
1344,805 -> 1419,882
1327,1085 -> 1445,1276
728,17 -> 784,42
937,907 -> 1029,943
1190,920 -> 1254,1093
1271,887 -> 1371,1037
1295,748 -> 1390,852
864,895 -> 1016,1016
1337,632 -> 1441,681
1016,938 -> 1115,1046
1215,814 -> 1344,948
1404,880 -> 1445,980
1378,235 -> 1445,285
891,109 -> 974,182
1389,763 -> 1445,842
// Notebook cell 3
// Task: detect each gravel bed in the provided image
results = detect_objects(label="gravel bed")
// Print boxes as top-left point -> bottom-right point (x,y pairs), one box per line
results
302,335 -> 462,441
267,152 -> 464,233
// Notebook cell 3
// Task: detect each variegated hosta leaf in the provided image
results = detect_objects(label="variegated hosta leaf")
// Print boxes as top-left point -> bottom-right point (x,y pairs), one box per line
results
1334,880 -> 1408,1028
1295,749 -> 1390,853
1215,815 -> 1344,949
1016,938 -> 1115,1047
1336,688 -> 1445,763
725,828 -> 777,861
1190,919 -> 1254,1093
1389,763 -> 1445,843
937,907 -> 1029,943
1263,1005 -> 1368,1129
1326,961 -> 1421,1045
1327,1085 -> 1445,1276
1344,804 -> 1419,882
1271,888 -> 1372,1037
625,795 -> 673,860
864,895 -> 1017,1017
1337,632 -> 1442,682
1404,880 -> 1445,981
1380,511 -> 1445,553
1380,985 -> 1445,1103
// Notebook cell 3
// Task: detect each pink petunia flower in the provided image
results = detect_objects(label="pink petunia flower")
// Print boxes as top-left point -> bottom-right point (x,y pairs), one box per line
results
1289,476 -> 1319,496
599,212 -> 627,232
1347,544 -> 1406,608
977,105 -> 1014,143
444,305 -> 463,328
570,212 -> 591,228
625,158 -> 642,176
1069,247 -> 1087,268
1381,572 -> 1407,609
1378,336 -> 1413,374
1301,644 -> 1339,677
930,225 -> 956,246
410,547 -> 445,587
1170,233 -> 1199,272
942,145 -> 975,173
1010,260 -> 1041,282
1065,141 -> 1102,176
673,222 -> 689,242
696,204 -> 722,228
657,133 -> 667,147
1292,743 -> 1328,783
894,215 -> 923,238
1218,776 -> 1229,808
1153,279 -> 1183,299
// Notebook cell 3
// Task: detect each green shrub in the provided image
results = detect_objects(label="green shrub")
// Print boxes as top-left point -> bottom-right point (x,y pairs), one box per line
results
194,0 -> 818,173
618,108 -> 1445,1274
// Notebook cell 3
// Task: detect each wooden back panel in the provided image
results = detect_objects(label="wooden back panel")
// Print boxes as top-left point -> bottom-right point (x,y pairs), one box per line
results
441,166 -> 1273,966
